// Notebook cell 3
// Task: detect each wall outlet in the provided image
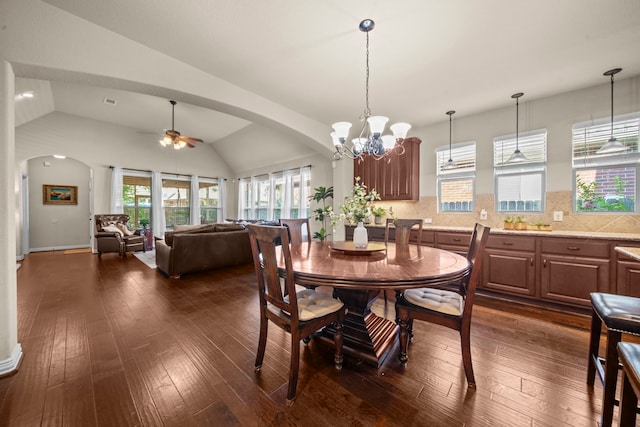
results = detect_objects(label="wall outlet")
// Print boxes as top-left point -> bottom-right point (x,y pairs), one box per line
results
553,211 -> 563,221
480,209 -> 488,220
423,218 -> 432,224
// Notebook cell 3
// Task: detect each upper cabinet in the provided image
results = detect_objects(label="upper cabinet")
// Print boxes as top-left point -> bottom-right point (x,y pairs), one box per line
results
354,137 -> 421,201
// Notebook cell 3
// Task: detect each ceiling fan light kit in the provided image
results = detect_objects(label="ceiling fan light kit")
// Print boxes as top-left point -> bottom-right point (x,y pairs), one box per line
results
159,100 -> 203,150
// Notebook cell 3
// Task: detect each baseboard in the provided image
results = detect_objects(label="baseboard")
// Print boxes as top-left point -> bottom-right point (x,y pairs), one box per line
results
0,344 -> 23,378
30,245 -> 91,253
15,254 -> 24,261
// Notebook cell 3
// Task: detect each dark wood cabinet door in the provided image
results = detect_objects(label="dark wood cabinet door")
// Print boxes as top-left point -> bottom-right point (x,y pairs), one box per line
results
482,249 -> 536,295
540,255 -> 611,306
617,260 -> 640,297
353,137 -> 421,201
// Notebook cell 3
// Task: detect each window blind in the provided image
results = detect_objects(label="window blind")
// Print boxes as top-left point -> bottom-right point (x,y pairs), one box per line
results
436,141 -> 476,175
572,113 -> 640,166
494,129 -> 547,167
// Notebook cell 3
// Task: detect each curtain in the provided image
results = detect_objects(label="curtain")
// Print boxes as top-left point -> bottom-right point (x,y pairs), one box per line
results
299,166 -> 311,218
110,167 -> 123,213
190,175 -> 200,225
151,171 -> 166,238
249,176 -> 257,219
281,169 -> 294,219
219,178 -> 226,222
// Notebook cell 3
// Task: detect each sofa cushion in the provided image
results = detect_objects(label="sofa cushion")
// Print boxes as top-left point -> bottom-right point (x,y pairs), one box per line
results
116,222 -> 134,236
102,224 -> 124,236
214,223 -> 245,232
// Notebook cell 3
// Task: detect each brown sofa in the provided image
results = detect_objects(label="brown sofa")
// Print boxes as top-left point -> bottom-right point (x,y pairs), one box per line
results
155,223 -> 252,278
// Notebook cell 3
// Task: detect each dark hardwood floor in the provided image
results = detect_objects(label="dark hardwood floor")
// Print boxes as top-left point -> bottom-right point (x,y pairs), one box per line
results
0,250 -> 632,426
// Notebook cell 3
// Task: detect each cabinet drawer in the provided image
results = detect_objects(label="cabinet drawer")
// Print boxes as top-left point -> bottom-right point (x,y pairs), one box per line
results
421,231 -> 435,245
487,235 -> 535,251
541,239 -> 610,258
437,232 -> 471,247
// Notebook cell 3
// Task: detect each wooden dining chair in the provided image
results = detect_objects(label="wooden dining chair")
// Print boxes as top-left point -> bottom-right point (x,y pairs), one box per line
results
382,218 -> 424,301
384,218 -> 423,245
395,223 -> 490,387
279,218 -> 311,245
246,224 -> 345,404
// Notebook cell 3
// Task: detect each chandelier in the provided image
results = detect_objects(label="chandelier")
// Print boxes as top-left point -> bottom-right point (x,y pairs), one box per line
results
330,19 -> 411,161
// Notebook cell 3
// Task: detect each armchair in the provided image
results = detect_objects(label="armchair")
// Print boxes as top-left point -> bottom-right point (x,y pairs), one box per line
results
94,214 -> 145,257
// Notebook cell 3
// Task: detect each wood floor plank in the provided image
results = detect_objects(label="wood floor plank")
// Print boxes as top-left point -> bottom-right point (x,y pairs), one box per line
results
2,251 -> 622,426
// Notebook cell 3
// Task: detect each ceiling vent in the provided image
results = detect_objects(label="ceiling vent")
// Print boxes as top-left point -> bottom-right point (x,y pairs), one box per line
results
103,97 -> 117,106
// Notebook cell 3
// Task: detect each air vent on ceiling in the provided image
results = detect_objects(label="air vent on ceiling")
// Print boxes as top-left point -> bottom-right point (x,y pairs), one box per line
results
103,97 -> 117,106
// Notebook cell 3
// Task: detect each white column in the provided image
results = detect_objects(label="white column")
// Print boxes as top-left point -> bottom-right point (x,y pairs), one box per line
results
0,59 -> 22,375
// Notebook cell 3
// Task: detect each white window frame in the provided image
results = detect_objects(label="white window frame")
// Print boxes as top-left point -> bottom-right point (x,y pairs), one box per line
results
197,177 -> 220,224
436,141 -> 476,213
572,112 -> 640,213
493,129 -> 547,213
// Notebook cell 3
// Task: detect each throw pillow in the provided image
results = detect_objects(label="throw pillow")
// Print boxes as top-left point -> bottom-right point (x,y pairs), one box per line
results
116,222 -> 134,236
102,225 -> 124,236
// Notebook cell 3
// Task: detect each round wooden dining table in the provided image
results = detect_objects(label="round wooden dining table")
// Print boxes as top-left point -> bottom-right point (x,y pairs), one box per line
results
277,241 -> 471,366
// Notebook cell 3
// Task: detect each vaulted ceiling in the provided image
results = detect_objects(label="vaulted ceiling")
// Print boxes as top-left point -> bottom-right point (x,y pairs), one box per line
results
10,0 -> 640,173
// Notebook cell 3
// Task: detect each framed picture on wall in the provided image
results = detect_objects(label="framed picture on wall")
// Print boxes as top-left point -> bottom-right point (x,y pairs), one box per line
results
43,184 -> 78,205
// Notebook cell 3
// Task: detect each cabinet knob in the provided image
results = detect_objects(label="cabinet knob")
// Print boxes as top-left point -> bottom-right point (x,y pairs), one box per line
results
543,259 -> 547,267
453,238 -> 462,242
502,241 -> 514,246
530,258 -> 534,266
567,246 -> 580,251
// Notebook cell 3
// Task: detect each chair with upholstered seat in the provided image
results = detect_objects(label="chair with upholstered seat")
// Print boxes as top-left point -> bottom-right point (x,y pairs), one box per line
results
246,223 -> 345,403
279,218 -> 311,245
395,223 -> 490,387
382,218 -> 423,301
384,218 -> 423,246
587,292 -> 640,427
94,214 -> 145,257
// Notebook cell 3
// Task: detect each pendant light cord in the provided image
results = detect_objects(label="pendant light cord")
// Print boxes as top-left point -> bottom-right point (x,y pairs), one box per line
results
610,72 -> 614,139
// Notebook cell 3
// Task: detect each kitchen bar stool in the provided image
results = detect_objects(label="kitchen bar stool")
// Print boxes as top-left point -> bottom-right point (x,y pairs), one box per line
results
587,292 -> 640,427
617,342 -> 640,427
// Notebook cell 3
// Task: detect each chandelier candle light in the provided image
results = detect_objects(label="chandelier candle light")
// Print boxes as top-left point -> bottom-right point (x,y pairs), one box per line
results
596,68 -> 625,154
331,19 -> 411,161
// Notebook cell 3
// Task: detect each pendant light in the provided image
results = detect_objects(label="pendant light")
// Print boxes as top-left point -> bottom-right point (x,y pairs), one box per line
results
443,110 -> 457,169
596,68 -> 625,154
330,19 -> 411,161
507,92 -> 528,163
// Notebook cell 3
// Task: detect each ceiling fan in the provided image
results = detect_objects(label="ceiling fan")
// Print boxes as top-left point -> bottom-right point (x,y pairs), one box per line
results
159,100 -> 203,149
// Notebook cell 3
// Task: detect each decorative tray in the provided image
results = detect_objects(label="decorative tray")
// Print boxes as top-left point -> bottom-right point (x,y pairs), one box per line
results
329,241 -> 386,255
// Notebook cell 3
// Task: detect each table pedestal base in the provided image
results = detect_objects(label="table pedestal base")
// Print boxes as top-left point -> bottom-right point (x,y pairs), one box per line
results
317,288 -> 398,367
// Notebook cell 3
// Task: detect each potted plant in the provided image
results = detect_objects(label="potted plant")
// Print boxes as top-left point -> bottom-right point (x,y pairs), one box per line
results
309,186 -> 333,241
332,177 -> 380,226
514,216 -> 527,230
503,216 -> 514,230
371,205 -> 387,225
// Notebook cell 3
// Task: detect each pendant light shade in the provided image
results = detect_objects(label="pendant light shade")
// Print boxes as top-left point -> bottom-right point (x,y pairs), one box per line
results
443,110 -> 457,169
507,92 -> 528,163
596,68 -> 625,154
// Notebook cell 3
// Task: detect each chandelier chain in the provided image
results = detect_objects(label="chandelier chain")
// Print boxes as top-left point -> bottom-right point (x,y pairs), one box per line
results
364,31 -> 371,119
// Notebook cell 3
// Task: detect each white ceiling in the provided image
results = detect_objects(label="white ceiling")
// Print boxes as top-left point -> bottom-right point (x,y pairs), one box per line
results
14,0 -> 640,169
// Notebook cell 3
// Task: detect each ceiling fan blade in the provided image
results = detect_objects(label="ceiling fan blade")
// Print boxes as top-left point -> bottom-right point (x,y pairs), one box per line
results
179,136 -> 203,144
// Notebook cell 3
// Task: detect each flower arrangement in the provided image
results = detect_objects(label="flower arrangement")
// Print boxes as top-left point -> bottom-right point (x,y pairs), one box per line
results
332,177 -> 380,226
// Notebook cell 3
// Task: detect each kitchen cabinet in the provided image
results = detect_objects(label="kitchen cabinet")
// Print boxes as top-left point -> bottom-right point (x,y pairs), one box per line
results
354,137 -> 421,201
540,239 -> 611,307
615,246 -> 640,297
483,235 -> 536,296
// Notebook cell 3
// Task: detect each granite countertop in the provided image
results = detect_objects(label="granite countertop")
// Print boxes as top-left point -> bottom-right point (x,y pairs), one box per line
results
615,246 -> 640,261
359,223 -> 640,241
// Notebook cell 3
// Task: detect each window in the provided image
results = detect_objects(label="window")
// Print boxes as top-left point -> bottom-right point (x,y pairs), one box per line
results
238,167 -> 311,221
123,175 -> 151,229
198,178 -> 219,224
493,129 -> 547,213
572,113 -> 639,212
436,142 -> 476,212
162,178 -> 190,229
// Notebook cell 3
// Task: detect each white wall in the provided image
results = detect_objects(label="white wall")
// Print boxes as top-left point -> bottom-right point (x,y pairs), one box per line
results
413,74 -> 640,197
27,156 -> 90,250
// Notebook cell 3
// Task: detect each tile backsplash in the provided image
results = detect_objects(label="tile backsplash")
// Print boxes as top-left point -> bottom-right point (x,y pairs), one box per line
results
381,191 -> 640,233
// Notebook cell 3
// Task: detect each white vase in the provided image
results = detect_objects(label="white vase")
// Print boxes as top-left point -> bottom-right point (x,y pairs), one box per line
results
353,222 -> 368,248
